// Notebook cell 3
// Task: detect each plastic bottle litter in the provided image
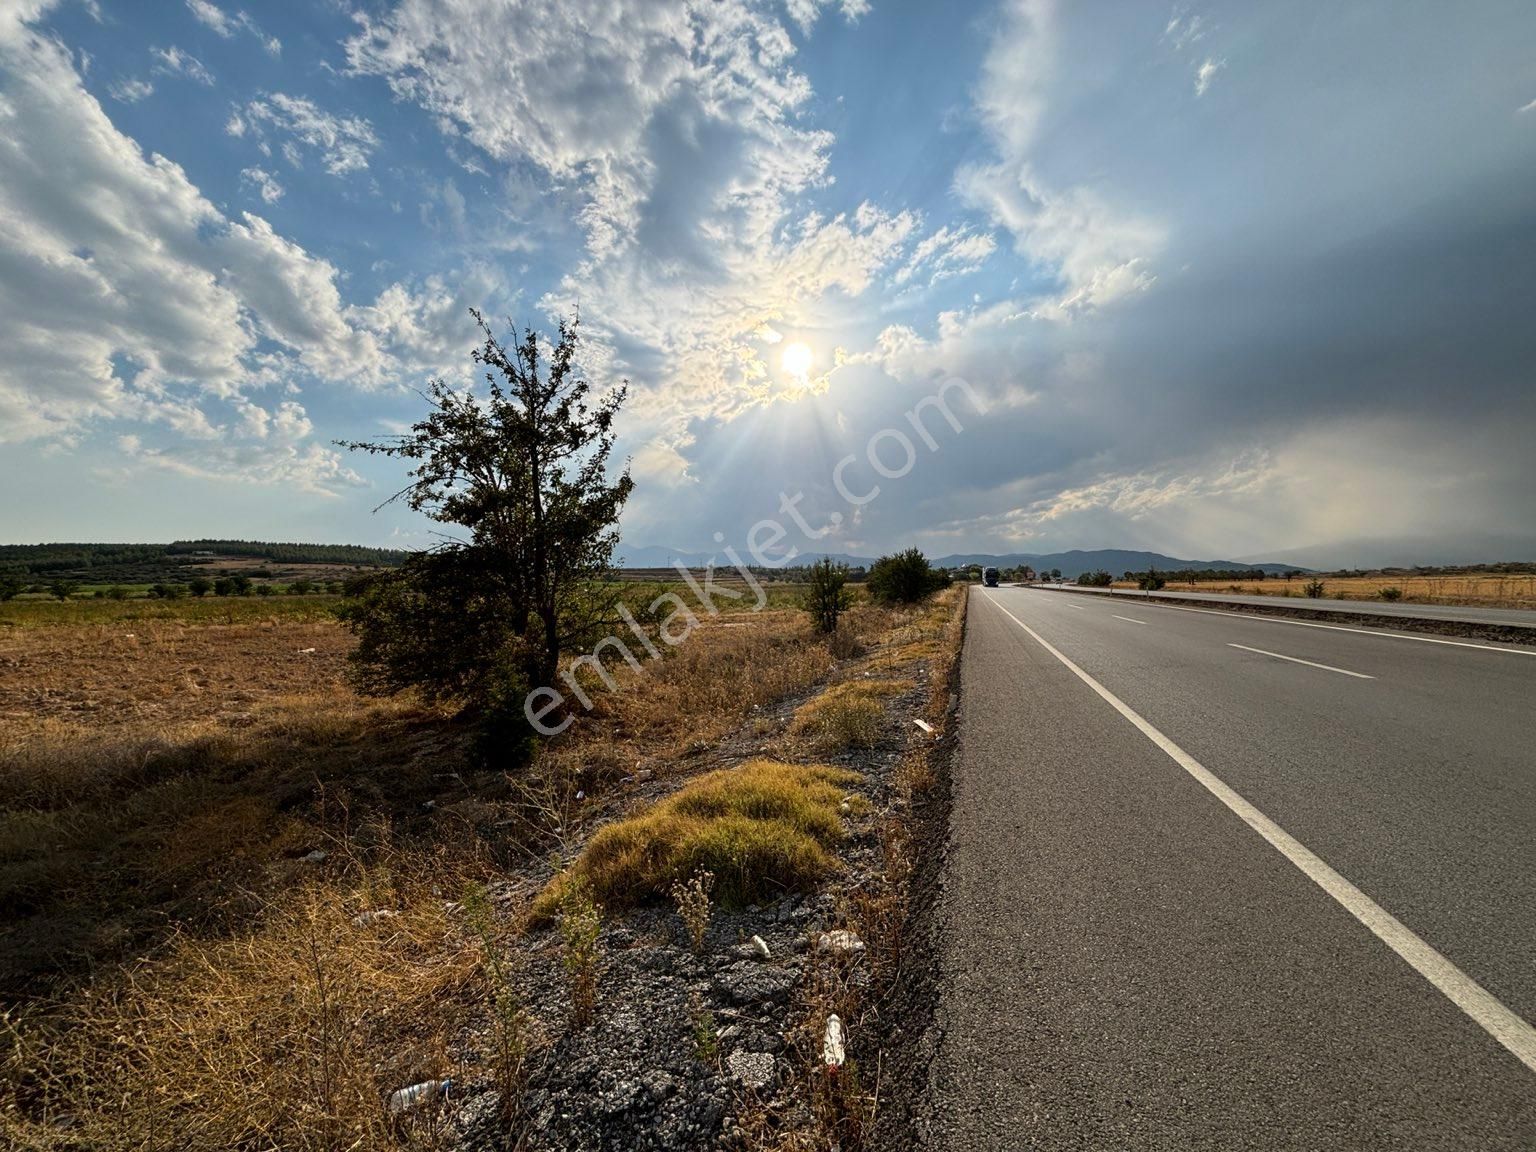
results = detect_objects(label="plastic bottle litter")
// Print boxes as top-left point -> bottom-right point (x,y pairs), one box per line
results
351,909 -> 399,928
823,1015 -> 846,1069
750,935 -> 771,959
387,1078 -> 451,1115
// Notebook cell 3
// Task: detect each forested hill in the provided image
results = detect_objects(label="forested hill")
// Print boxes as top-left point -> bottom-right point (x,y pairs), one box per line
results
0,541 -> 406,581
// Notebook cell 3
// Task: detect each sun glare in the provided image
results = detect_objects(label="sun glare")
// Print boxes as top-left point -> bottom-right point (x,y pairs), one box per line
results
782,341 -> 813,379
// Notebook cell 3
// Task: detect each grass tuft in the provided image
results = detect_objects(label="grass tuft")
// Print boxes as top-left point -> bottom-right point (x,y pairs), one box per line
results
533,760 -> 858,917
790,679 -> 908,751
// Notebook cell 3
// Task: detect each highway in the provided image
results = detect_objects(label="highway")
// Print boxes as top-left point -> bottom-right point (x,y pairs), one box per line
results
920,586 -> 1536,1149
1034,583 -> 1536,632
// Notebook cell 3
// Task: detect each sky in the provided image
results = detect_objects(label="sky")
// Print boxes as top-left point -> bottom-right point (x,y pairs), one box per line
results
1,0 -> 1533,567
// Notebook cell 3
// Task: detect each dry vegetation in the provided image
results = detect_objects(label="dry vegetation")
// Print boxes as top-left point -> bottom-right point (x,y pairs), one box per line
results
534,760 -> 861,917
1111,571 -> 1536,608
0,581 -> 967,1150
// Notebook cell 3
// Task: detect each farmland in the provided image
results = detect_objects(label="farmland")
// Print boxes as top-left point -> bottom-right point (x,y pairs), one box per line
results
0,577 -> 964,1150
1109,569 -> 1536,609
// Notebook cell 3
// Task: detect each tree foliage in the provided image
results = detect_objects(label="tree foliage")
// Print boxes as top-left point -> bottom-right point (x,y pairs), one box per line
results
339,311 -> 632,745
803,558 -> 852,633
866,548 -> 949,604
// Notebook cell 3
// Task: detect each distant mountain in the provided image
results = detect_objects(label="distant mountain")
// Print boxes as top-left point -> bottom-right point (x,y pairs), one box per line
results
618,544 -> 1306,578
929,549 -> 1310,578
616,544 -> 877,569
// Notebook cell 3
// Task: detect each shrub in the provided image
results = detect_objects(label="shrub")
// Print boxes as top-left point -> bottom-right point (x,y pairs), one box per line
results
557,878 -> 602,1027
534,760 -> 859,915
1304,579 -> 1326,598
867,548 -> 947,604
1378,586 -> 1403,601
188,577 -> 212,598
48,580 -> 79,602
670,869 -> 714,954
0,576 -> 23,602
1077,570 -> 1113,587
1137,568 -> 1166,592
803,558 -> 852,633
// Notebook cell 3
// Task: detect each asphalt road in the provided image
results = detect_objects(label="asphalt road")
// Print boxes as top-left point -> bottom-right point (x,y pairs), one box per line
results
1033,583 -> 1536,631
921,586 -> 1536,1150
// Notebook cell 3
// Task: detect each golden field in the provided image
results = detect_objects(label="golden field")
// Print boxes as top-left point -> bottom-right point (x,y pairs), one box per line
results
0,583 -> 963,1149
1111,571 -> 1536,609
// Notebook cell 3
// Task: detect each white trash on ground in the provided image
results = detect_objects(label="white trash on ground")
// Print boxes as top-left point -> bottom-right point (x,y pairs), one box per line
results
823,1015 -> 846,1069
817,929 -> 865,956
750,935 -> 771,959
388,1078 -> 451,1115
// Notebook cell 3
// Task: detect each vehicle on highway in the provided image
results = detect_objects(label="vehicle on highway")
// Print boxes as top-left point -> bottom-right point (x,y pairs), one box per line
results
983,566 -> 1000,587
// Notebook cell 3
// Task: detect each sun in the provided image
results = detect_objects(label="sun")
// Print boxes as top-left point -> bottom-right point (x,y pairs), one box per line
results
781,341 -> 813,380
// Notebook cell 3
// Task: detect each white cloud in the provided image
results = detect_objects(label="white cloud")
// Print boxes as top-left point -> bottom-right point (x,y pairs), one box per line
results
784,0 -> 871,33
1162,10 -> 1205,51
186,1 -> 281,55
894,225 -> 997,286
1195,56 -> 1224,96
0,6 -> 389,492
233,93 -> 378,175
186,0 -> 233,36
346,0 -> 919,487
240,166 -> 283,203
957,0 -> 1164,316
1519,98 -> 1536,114
107,76 -> 153,103
150,45 -> 214,86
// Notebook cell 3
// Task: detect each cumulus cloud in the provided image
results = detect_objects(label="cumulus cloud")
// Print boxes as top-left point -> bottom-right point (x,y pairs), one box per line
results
232,93 -> 378,175
345,0 -> 934,500
958,0 -> 1164,316
0,5 -> 387,492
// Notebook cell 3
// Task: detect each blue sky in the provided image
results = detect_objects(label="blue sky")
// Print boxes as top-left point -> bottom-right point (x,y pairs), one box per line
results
2,0 -> 1534,565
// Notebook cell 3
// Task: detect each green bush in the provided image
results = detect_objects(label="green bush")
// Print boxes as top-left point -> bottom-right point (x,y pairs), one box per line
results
803,557 -> 852,633
1303,579 -> 1326,599
1076,570 -> 1113,588
1378,586 -> 1403,601
866,548 -> 948,604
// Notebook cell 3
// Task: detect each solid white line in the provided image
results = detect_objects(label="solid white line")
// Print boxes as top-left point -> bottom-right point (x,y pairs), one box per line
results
1227,643 -> 1375,680
1052,592 -> 1536,657
1112,615 -> 1148,625
983,593 -> 1536,1075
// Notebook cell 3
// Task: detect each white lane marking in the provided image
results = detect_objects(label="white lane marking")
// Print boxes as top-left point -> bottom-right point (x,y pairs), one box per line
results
984,593 -> 1536,1075
1227,643 -> 1375,680
1047,591 -> 1536,657
1112,615 -> 1148,625
1066,603 -> 1085,611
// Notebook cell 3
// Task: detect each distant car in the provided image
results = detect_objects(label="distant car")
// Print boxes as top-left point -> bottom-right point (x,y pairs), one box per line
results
983,566 -> 1000,587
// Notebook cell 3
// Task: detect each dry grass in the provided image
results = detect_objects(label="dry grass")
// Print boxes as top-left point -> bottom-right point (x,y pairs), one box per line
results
2,871 -> 479,1151
789,679 -> 909,752
1111,571 -> 1536,609
533,760 -> 859,918
595,610 -> 833,754
0,581 -> 935,1149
